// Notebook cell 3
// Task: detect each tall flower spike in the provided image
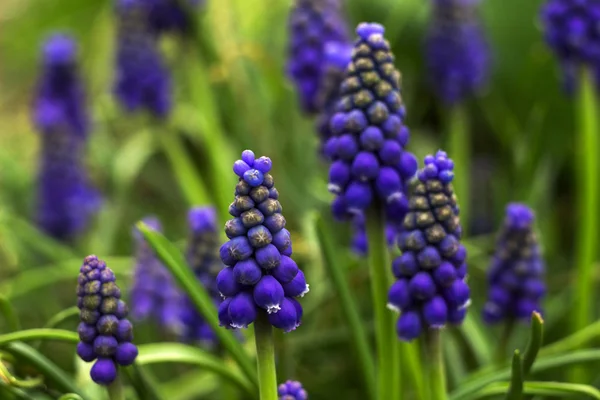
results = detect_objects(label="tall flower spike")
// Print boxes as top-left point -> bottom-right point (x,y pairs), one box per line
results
389,151 -> 469,341
180,206 -> 222,344
286,0 -> 350,114
130,217 -> 184,335
541,0 -> 600,93
278,380 -> 308,400
325,23 -> 418,222
34,34 -> 100,241
114,0 -> 172,117
425,0 -> 489,104
482,204 -> 545,324
218,150 -> 308,333
76,255 -> 138,385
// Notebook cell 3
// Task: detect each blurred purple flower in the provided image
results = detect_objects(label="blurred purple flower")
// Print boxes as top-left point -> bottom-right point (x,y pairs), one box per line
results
278,380 -> 308,400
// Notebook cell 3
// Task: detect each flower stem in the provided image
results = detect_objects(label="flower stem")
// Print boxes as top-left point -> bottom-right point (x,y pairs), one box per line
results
106,374 -> 125,400
447,104 -> 470,235
426,330 -> 447,400
571,67 -> 599,383
496,320 -> 514,365
366,206 -> 400,400
254,314 -> 278,400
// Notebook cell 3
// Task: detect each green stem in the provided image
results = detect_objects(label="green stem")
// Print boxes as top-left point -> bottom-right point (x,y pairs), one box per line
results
0,296 -> 20,332
496,320 -> 515,365
315,216 -> 376,400
106,374 -> 125,400
447,105 -> 470,235
365,206 -> 399,399
571,67 -> 599,383
254,315 -> 278,400
427,330 -> 447,400
157,128 -> 211,207
0,329 -> 78,346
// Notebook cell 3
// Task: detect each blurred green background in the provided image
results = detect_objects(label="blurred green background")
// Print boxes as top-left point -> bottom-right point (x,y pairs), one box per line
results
0,0 -> 595,398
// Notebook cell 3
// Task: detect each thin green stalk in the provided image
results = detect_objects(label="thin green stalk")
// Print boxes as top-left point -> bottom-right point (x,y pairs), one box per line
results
426,330 -> 447,400
315,216 -> 376,399
571,67 -> 599,383
0,329 -> 78,346
496,320 -> 515,365
447,105 -> 470,235
0,296 -> 20,332
157,128 -> 210,207
365,206 -> 399,399
254,315 -> 277,400
106,374 -> 125,400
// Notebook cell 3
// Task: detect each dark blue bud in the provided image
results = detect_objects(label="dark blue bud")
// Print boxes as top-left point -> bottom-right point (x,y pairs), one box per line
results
397,311 -> 422,341
282,270 -> 309,297
243,169 -> 264,187
288,297 -> 303,329
448,307 -> 467,324
218,297 -> 233,327
220,237 -> 253,265
253,276 -> 285,314
90,358 -> 117,385
397,126 -> 410,146
216,267 -> 243,297
345,181 -> 372,210
114,342 -> 138,366
444,279 -> 470,308
272,229 -> 291,253
392,252 -> 419,278
360,126 -> 385,150
233,259 -> 263,285
379,140 -> 402,165
233,160 -> 251,177
93,335 -> 118,357
330,113 -> 347,134
433,262 -> 457,286
336,134 -> 359,161
255,244 -> 281,269
241,209 -> 265,229
248,225 -> 273,248
351,151 -> 380,181
264,214 -> 287,233
97,315 -> 119,335
78,322 -> 97,343
258,199 -> 282,217
116,319 -> 133,342
268,297 -> 298,333
241,150 -> 255,165
387,279 -> 411,312
228,292 -> 257,329
423,296 -> 448,328
328,161 -> 351,194
408,272 -> 436,300
375,167 -> 401,199
397,152 -> 418,178
272,256 -> 299,284
77,342 -> 96,362
225,218 -> 247,238
417,246 -> 442,269
254,156 -> 272,173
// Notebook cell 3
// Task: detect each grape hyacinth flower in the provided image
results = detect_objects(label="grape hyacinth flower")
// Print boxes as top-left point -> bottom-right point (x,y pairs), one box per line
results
33,34 -> 100,241
286,0 -> 350,114
114,0 -> 172,117
76,255 -> 138,385
425,0 -> 489,104
541,0 -> 600,93
129,217 -> 184,334
388,150 -> 470,341
148,0 -> 203,35
482,204 -> 545,324
316,42 -> 353,156
218,150 -> 308,333
278,380 -> 308,400
326,23 -> 418,222
180,206 -> 222,344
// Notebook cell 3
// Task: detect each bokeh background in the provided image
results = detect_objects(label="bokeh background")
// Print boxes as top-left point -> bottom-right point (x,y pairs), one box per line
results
0,0 -> 592,399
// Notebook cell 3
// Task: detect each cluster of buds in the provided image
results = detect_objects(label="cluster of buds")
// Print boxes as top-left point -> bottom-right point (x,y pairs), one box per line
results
76,255 -> 138,385
278,380 -> 308,399
217,151 -> 309,333
388,151 -> 470,341
483,204 -> 545,323
286,0 -> 350,114
325,23 -> 418,224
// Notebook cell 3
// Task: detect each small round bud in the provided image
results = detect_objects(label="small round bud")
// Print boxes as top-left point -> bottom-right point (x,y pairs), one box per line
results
253,276 -> 285,314
90,358 -> 117,385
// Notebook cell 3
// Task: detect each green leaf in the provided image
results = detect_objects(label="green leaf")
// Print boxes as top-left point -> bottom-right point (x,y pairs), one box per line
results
135,223 -> 257,387
159,371 -> 218,400
4,342 -> 85,398
505,351 -> 523,400
523,312 -> 543,375
121,363 -> 163,400
0,296 -> 20,332
449,350 -> 600,400
459,314 -> 493,367
0,329 -> 78,346
476,382 -> 600,399
0,381 -> 36,400
136,343 -> 254,396
112,129 -> 157,191
314,215 -> 376,400
541,319 -> 600,357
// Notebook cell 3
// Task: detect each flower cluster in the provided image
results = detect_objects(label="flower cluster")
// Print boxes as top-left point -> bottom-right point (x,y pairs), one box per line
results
350,213 -> 397,256
278,380 -> 308,400
217,150 -> 308,333
482,204 -> 545,324
148,0 -> 203,35
425,0 -> 489,104
129,217 -> 184,334
180,206 -> 222,344
76,255 -> 138,385
113,0 -> 172,117
388,151 -> 470,341
541,0 -> 600,92
286,0 -> 350,114
315,42 -> 353,155
326,23 -> 418,223
34,34 -> 100,241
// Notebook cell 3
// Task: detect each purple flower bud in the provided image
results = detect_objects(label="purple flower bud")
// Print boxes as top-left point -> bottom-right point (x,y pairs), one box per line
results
444,279 -> 471,309
233,160 -> 251,177
220,237 -> 253,265
233,259 -> 263,285
254,276 -> 285,314
93,335 -> 118,357
218,297 -> 234,327
272,229 -> 291,253
278,379 -> 308,400
423,296 -> 448,328
114,342 -> 138,366
268,297 -> 298,333
387,279 -> 411,312
408,272 -> 436,300
241,150 -> 255,165
396,311 -> 422,341
90,358 -> 117,385
248,225 -> 273,248
78,322 -> 97,343
254,156 -> 272,173
336,134 -> 359,161
392,252 -> 419,278
216,267 -> 243,297
282,270 -> 309,298
228,292 -> 257,329
328,161 -> 351,194
288,297 -> 304,329
116,319 -> 133,342
271,256 -> 299,283
225,218 -> 247,238
433,262 -> 457,286
77,342 -> 96,362
351,152 -> 380,181
255,244 -> 282,269
243,169 -> 265,187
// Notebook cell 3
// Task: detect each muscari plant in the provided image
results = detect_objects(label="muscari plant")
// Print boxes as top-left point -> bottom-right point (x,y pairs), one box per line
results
3,3 -> 600,400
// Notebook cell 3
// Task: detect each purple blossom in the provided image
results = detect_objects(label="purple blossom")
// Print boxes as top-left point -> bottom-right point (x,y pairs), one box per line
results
482,204 -> 545,324
278,380 -> 308,400
425,0 -> 490,104
286,0 -> 350,114
34,34 -> 100,241
147,0 -> 203,35
218,150 -> 308,333
76,255 -> 138,385
389,151 -> 469,341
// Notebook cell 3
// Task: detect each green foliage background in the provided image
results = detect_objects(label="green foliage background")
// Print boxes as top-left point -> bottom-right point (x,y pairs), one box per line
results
0,0 -> 597,399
